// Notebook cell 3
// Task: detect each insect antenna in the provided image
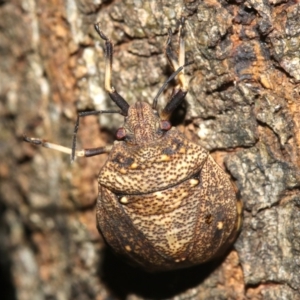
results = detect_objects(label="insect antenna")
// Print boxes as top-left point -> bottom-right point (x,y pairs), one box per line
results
152,17 -> 193,120
152,61 -> 192,111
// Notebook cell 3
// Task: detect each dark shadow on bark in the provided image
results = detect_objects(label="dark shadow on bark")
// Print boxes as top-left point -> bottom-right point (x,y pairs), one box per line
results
0,202 -> 17,300
98,246 -> 226,299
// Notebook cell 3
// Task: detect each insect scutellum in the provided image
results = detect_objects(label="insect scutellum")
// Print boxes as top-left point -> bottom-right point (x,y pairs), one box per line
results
23,17 -> 190,162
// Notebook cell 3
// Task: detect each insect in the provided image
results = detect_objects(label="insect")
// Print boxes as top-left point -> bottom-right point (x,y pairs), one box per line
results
24,18 -> 242,272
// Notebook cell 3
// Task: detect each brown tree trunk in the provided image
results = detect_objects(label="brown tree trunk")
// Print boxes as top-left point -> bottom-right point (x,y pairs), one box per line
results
1,0 -> 300,299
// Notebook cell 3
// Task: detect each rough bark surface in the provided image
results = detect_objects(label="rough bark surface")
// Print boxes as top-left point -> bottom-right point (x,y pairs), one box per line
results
1,0 -> 300,299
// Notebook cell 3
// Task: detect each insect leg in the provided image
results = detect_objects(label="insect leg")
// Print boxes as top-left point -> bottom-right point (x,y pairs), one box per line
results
71,109 -> 121,161
94,24 -> 129,116
24,135 -> 112,159
24,109 -> 119,161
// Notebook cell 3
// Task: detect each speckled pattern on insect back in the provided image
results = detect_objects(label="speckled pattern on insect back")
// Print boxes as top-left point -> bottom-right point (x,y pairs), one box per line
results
97,124 -> 239,271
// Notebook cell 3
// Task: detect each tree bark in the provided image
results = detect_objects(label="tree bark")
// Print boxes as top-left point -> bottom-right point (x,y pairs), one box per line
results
1,0 -> 300,299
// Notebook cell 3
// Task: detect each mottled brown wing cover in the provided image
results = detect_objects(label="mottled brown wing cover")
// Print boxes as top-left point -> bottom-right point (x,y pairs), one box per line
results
96,128 -> 238,271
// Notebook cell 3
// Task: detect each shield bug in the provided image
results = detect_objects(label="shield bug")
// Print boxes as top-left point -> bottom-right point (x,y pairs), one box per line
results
24,18 -> 242,271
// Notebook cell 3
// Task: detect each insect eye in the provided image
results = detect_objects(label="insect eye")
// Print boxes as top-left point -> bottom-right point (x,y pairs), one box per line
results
160,120 -> 171,131
116,127 -> 126,140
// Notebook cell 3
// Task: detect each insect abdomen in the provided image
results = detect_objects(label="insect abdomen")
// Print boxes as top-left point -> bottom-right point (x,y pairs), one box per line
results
96,130 -> 238,271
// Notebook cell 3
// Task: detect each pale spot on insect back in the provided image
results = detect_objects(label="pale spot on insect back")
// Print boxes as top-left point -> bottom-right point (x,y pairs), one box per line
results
125,245 -> 132,252
129,162 -> 139,169
217,221 -> 224,230
157,154 -> 171,162
115,175 -> 125,185
166,233 -> 178,249
175,257 -> 186,263
120,196 -> 129,204
179,147 -> 186,154
119,167 -> 127,174
189,178 -> 199,187
153,191 -> 164,199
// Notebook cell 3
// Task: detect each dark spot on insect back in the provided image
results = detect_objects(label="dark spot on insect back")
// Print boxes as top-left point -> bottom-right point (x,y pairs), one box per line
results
172,138 -> 183,150
205,214 -> 213,224
112,153 -> 134,167
162,139 -> 183,155
162,147 -> 175,156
